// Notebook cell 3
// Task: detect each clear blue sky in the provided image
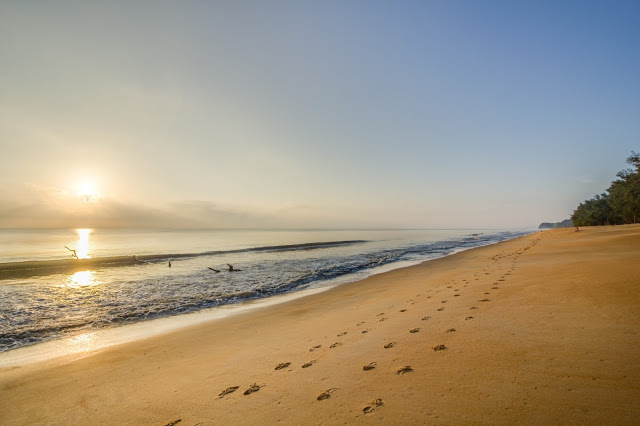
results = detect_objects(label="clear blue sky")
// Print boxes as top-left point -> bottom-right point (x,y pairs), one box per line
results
0,1 -> 638,228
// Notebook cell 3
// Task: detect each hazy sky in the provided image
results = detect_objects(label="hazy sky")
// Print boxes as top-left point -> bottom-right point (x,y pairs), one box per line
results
1,1 -> 638,229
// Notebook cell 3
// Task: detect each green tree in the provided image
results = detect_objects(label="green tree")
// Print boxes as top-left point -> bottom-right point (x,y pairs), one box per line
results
571,151 -> 639,226
607,152 -> 640,224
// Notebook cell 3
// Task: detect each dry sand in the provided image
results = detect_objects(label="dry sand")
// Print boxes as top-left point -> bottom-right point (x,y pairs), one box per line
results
1,225 -> 639,425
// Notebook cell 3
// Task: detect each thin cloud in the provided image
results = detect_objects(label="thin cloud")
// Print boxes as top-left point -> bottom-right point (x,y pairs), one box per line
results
0,185 -> 291,228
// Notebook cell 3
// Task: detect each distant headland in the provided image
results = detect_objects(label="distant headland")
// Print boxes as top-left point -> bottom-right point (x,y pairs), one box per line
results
538,219 -> 574,229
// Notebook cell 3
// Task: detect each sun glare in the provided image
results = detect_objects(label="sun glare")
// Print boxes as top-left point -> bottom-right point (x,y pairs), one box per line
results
78,181 -> 99,202
67,270 -> 96,287
76,228 -> 92,259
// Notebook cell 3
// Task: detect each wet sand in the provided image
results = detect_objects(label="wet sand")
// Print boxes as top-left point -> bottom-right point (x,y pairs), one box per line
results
1,225 -> 639,425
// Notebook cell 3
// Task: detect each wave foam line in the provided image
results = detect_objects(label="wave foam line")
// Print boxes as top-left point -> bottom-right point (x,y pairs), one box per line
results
0,240 -> 367,279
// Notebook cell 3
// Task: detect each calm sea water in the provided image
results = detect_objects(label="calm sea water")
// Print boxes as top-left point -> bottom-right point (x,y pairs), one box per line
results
0,228 -> 532,353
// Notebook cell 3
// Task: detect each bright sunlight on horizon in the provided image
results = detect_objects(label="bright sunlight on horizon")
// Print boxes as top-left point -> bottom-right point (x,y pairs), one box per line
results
77,182 -> 100,203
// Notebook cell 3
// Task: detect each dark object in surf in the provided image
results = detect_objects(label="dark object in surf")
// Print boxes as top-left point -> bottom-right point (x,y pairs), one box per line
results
64,246 -> 78,259
227,263 -> 242,272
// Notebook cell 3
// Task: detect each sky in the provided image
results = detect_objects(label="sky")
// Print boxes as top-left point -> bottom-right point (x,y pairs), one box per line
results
0,0 -> 639,229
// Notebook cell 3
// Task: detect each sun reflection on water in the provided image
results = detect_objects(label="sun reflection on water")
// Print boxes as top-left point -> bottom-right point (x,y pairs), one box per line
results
67,270 -> 96,287
76,228 -> 92,259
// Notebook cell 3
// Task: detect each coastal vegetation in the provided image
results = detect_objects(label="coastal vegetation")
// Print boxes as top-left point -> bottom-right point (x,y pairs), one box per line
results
572,152 -> 640,226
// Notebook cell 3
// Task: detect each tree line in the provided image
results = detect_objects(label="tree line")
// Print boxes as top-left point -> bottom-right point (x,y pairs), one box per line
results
571,152 -> 640,226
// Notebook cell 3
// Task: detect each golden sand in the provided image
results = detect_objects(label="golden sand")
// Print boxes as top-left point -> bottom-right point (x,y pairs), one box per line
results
1,225 -> 639,425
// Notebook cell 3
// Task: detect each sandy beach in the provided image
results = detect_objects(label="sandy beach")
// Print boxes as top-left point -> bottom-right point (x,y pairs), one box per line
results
1,225 -> 639,425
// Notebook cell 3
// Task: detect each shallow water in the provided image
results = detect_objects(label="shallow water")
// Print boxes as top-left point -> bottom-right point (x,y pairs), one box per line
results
0,228 -> 532,352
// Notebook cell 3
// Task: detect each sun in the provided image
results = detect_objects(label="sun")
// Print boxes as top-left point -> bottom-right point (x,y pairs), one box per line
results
77,181 -> 100,203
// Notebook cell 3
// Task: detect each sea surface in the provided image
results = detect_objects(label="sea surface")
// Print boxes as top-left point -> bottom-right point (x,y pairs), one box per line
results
0,228 -> 533,353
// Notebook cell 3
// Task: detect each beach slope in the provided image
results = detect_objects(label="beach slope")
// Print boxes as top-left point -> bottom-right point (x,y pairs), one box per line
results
1,225 -> 639,424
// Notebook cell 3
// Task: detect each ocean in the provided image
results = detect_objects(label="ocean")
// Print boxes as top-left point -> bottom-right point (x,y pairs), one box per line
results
0,228 -> 533,354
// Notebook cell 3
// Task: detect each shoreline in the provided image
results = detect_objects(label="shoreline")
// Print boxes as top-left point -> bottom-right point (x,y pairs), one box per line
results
1,225 -> 638,424
0,233 -> 525,360
0,286 -> 335,368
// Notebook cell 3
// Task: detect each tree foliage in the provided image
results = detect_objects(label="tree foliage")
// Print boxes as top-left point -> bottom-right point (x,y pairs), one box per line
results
571,152 -> 640,226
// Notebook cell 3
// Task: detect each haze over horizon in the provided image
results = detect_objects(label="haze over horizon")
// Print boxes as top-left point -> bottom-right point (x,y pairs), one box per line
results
1,1 -> 638,229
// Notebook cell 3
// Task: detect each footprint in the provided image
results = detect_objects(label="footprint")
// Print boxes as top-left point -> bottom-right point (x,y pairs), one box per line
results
446,285 -> 452,288
309,345 -> 321,352
483,292 -> 490,295
329,342 -> 342,348
441,300 -> 447,304
409,328 -> 420,333
491,286 -> 499,290
399,309 -> 407,312
337,331 -> 347,337
454,294 -> 460,297
363,362 -> 377,371
243,384 -> 263,395
164,420 -> 182,426
363,398 -> 384,414
379,317 -> 388,322
384,342 -> 396,349
397,366 -> 413,375
469,306 -> 478,310
302,360 -> 316,368
218,386 -> 240,398
361,330 -> 369,334
465,316 -> 474,320
437,307 -> 445,311
275,362 -> 291,370
376,313 -> 385,316
432,344 -> 447,351
317,388 -> 337,401
421,316 -> 431,321
445,328 -> 456,333
479,299 -> 490,302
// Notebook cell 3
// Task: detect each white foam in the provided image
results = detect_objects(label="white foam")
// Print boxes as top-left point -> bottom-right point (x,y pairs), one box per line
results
1,232 -> 530,368
0,286 -> 331,368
